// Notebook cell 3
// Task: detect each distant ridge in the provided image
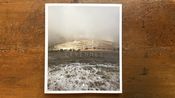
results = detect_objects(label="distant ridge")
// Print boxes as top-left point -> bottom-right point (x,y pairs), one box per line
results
49,40 -> 118,51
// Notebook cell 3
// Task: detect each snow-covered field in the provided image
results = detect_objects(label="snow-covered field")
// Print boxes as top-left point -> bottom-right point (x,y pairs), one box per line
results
48,63 -> 119,91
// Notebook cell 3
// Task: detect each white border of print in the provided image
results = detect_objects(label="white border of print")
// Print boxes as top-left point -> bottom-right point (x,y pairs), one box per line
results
45,3 -> 122,94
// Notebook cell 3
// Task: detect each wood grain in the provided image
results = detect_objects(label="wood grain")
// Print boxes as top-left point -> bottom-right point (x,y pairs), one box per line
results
0,0 -> 175,98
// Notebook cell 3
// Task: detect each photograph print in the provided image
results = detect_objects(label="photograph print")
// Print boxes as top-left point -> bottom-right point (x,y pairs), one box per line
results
45,3 -> 122,94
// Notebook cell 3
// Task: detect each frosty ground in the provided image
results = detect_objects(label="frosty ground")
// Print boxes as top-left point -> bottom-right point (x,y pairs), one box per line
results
48,63 -> 119,91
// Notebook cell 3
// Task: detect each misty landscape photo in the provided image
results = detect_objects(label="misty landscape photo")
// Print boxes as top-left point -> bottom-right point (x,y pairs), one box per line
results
45,4 -> 122,93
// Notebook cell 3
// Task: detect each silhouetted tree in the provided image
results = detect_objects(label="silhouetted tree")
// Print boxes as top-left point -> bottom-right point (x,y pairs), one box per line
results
60,49 -> 64,52
77,49 -> 81,52
69,49 -> 72,51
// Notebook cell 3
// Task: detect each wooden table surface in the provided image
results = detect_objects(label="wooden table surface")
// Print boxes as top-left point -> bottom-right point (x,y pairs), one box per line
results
0,0 -> 175,98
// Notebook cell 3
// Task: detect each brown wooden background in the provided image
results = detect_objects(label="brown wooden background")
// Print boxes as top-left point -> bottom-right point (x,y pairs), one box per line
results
0,0 -> 175,98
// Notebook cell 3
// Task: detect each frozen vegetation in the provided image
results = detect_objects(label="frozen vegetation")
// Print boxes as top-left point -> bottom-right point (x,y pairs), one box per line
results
48,63 -> 119,91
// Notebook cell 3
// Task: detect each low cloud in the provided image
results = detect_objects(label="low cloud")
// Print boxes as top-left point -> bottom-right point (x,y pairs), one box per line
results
48,5 -> 120,45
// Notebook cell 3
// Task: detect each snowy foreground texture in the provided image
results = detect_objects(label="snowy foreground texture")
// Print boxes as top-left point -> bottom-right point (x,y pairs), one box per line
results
48,63 -> 119,91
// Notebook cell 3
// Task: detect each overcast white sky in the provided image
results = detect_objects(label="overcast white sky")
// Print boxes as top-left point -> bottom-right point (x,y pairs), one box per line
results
48,5 -> 121,45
